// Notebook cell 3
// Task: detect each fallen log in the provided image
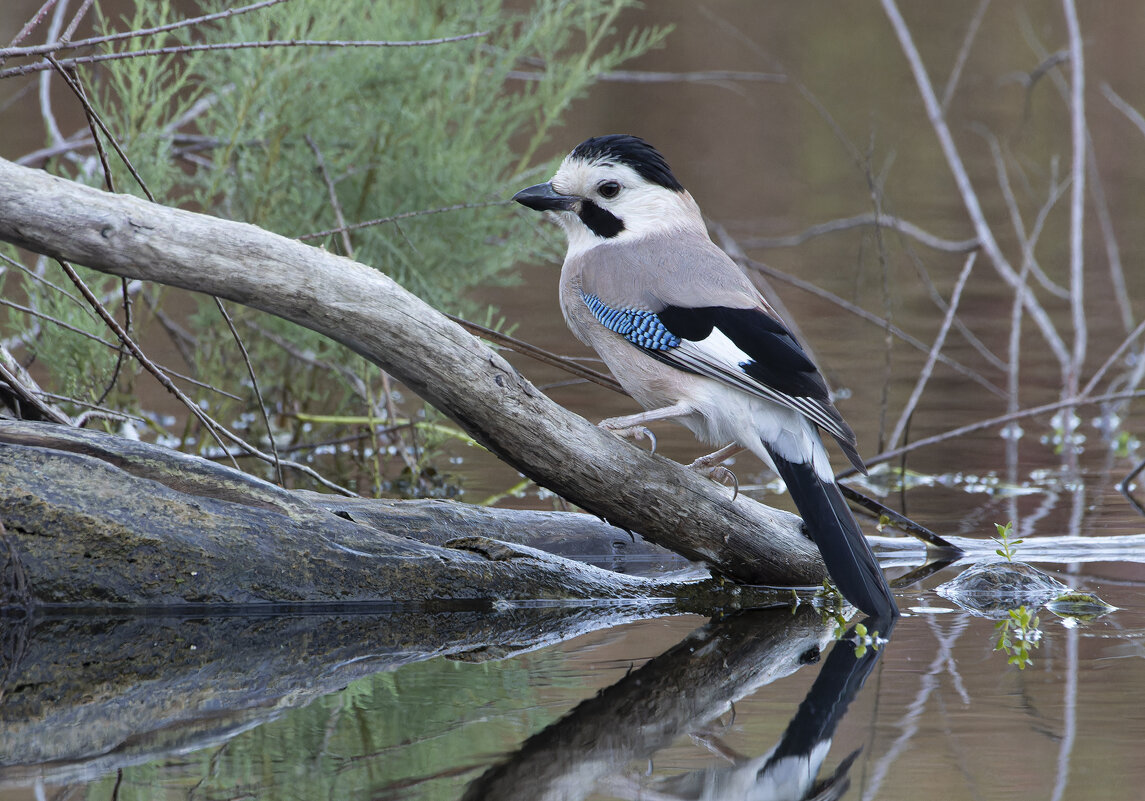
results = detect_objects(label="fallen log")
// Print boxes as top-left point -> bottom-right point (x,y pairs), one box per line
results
0,156 -> 831,589
0,420 -> 795,608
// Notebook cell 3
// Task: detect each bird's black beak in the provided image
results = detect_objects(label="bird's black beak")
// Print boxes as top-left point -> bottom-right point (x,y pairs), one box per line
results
512,182 -> 579,212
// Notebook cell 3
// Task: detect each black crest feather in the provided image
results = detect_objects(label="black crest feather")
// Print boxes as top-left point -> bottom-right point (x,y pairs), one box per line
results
570,134 -> 684,192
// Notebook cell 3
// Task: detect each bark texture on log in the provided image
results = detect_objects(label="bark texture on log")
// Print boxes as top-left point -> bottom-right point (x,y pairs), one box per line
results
0,420 -> 795,608
0,421 -> 649,604
0,157 -> 829,586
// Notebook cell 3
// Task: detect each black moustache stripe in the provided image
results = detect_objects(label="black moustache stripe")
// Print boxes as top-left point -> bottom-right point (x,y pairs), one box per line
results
578,200 -> 624,238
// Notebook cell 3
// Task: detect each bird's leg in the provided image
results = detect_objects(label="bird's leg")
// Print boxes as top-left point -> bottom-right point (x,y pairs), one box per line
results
688,444 -> 745,499
688,443 -> 745,470
597,401 -> 694,454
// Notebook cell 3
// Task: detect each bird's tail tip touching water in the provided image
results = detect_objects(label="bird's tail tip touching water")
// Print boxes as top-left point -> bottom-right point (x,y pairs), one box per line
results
769,452 -> 898,619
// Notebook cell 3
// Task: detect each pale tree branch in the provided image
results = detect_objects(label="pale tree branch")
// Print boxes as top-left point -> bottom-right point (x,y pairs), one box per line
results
879,0 -> 1070,371
1062,0 -> 1087,398
0,156 -> 832,588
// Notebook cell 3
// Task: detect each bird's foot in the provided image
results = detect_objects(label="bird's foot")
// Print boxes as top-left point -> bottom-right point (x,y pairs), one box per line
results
688,460 -> 739,501
598,417 -> 658,454
687,444 -> 744,500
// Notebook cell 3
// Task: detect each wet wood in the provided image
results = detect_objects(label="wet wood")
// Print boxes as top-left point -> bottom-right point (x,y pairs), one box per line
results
0,157 -> 829,597
0,420 -> 787,608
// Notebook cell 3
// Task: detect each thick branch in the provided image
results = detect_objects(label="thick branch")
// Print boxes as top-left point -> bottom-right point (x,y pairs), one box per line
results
0,157 -> 828,587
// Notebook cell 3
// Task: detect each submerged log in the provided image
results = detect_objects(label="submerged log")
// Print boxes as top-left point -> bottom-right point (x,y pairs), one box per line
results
0,420 -> 794,608
0,156 -> 831,592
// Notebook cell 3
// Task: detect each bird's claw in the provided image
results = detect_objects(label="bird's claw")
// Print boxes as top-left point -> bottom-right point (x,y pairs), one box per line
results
598,420 -> 658,454
689,461 -> 739,501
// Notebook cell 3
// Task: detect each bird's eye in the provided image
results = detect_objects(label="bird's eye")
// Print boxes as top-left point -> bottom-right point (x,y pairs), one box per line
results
598,180 -> 621,199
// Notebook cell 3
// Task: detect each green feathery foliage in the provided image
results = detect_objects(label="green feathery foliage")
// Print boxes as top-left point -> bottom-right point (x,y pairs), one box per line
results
7,0 -> 668,493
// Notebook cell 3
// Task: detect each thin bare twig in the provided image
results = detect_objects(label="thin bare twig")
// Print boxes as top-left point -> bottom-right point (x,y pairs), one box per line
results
888,252 -> 977,449
44,53 -> 155,201
0,352 -> 71,424
598,68 -> 785,84
0,296 -> 119,348
838,482 -> 958,550
5,0 -> 59,50
880,0 -> 1070,370
37,2 -> 67,149
507,68 -> 786,85
244,320 -> 369,399
0,297 -> 237,401
59,0 -> 94,44
940,0 -> 991,112
55,259 -> 237,464
0,32 -> 491,79
52,47 -> 286,485
303,135 -> 419,476
0,0 -> 290,58
738,254 -> 1007,397
854,389 -> 1145,474
15,133 -> 95,166
46,53 -> 133,407
448,315 -> 625,395
1081,319 -> 1145,399
0,250 -> 91,313
1099,83 -> 1143,332
898,238 -> 1006,372
35,391 -> 143,421
976,126 -> 1069,299
1022,33 -> 1132,336
1085,131 -> 1132,333
215,300 -> 284,485
58,261 -> 352,493
298,200 -> 508,241
305,134 -> 354,257
1007,228 -> 1031,440
377,368 -> 418,473
735,212 -> 979,254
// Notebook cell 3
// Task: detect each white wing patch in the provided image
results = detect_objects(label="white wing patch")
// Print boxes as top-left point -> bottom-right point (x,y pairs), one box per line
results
665,328 -> 854,448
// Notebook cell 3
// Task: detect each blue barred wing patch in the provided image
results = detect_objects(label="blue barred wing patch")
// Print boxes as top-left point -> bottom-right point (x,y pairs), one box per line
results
582,292 -> 680,351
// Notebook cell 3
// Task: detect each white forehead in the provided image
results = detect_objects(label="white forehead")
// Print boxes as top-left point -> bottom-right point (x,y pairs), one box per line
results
551,156 -> 644,195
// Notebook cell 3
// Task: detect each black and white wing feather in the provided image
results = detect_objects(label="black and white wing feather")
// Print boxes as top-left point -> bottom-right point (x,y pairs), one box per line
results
581,291 -> 865,473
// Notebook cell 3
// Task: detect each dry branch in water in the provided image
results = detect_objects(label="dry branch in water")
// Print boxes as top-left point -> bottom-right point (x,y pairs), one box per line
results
0,156 -> 832,589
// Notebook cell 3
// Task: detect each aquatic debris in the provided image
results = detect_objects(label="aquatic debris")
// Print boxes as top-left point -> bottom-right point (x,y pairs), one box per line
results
1045,591 -> 1117,621
936,561 -> 1067,618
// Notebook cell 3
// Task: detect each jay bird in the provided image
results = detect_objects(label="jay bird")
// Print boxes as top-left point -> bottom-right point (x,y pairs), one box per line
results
513,134 -> 897,619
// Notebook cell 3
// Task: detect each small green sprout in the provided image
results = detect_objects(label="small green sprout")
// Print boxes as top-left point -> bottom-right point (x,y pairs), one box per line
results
993,521 -> 1024,562
849,621 -> 887,657
994,605 -> 1042,669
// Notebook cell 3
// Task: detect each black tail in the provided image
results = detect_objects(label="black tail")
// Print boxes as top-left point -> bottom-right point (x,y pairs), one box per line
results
769,451 -> 898,618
